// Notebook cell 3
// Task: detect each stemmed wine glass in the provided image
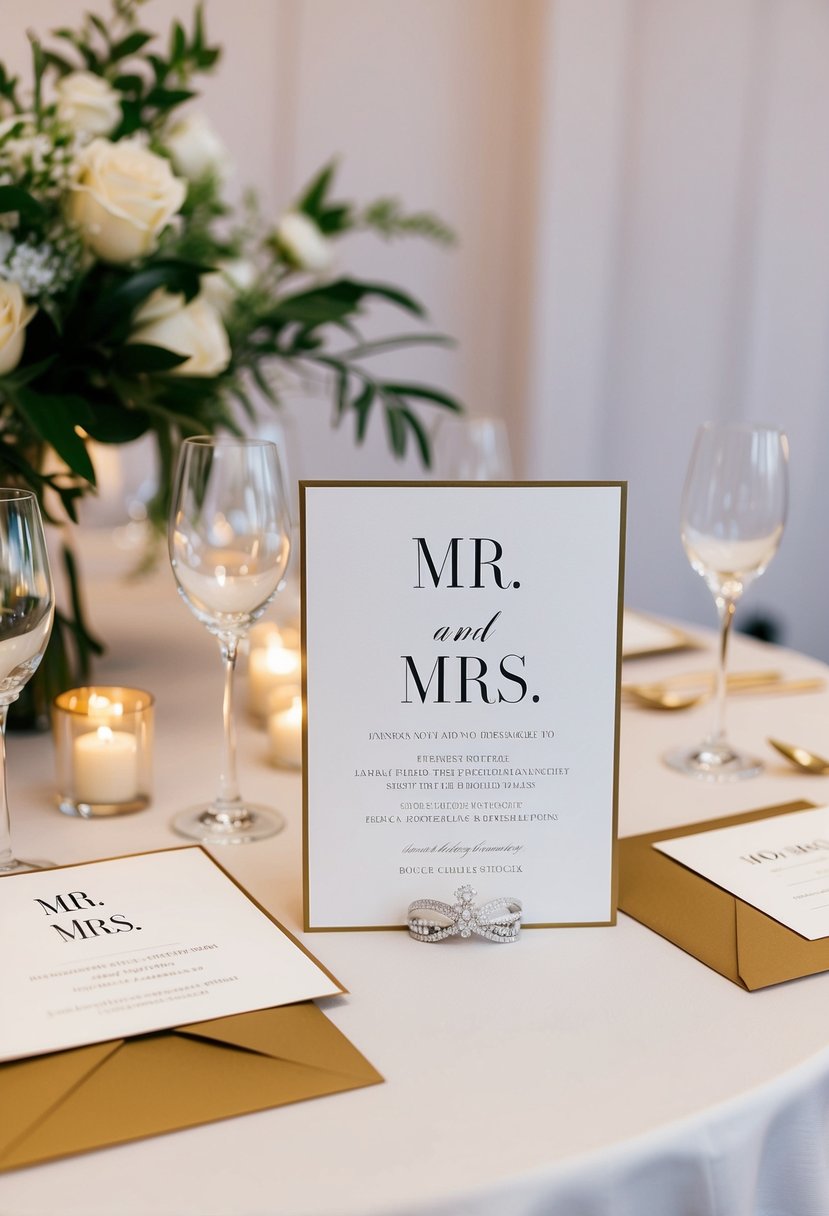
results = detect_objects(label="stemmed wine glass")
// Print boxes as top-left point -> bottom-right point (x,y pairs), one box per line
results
169,437 -> 292,843
0,489 -> 54,874
666,422 -> 789,781
433,415 -> 513,480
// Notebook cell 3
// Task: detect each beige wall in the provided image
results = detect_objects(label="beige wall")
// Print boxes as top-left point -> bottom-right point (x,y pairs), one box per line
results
5,1 -> 829,656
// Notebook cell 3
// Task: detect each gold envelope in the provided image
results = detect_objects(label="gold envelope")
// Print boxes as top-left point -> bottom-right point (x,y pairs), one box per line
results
618,799 -> 829,991
0,1002 -> 383,1172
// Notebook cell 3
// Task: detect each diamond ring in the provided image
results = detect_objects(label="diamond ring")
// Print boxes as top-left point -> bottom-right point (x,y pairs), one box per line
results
407,884 -> 522,943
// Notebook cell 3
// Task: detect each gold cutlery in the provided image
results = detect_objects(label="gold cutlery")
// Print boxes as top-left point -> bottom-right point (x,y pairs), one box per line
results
767,738 -> 829,775
624,676 -> 824,711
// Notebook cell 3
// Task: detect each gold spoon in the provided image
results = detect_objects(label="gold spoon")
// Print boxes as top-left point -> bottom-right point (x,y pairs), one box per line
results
767,738 -> 829,775
625,676 -> 825,711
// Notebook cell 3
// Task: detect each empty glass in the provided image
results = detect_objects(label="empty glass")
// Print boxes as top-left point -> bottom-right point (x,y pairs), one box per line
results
666,422 -> 789,781
169,438 -> 292,843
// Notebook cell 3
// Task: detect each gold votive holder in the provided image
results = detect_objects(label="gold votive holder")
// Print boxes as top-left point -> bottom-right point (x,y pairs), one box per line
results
266,685 -> 303,769
53,687 -> 154,818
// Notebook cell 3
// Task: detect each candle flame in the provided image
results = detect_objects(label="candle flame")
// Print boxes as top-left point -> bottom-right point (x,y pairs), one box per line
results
97,726 -> 113,743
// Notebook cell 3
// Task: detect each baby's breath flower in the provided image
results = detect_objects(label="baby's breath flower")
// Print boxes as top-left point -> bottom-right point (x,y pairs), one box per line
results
0,236 -> 81,301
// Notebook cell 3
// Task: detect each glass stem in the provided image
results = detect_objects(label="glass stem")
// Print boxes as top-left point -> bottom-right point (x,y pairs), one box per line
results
0,705 -> 13,868
216,637 -> 240,807
709,594 -> 737,746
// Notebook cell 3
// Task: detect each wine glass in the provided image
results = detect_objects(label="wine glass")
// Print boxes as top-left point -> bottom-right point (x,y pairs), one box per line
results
169,437 -> 292,843
0,489 -> 55,874
665,422 -> 789,781
433,416 -> 513,480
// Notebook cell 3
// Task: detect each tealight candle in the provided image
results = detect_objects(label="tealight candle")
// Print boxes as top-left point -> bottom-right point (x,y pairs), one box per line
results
74,725 -> 139,804
53,686 -> 154,817
268,694 -> 303,769
247,629 -> 301,719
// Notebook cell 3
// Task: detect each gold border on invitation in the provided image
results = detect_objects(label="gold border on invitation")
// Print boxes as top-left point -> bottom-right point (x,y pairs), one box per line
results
301,480 -> 627,932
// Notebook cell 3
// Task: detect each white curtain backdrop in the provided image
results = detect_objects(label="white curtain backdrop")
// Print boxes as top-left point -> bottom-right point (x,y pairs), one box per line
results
5,0 -> 829,657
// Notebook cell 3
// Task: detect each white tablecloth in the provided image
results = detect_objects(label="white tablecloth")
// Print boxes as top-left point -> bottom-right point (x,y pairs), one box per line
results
2,539 -> 829,1216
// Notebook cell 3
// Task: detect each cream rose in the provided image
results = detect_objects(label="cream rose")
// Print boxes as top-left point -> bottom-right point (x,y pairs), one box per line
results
130,289 -> 231,376
0,280 -> 36,376
165,112 -> 228,182
56,71 -> 121,138
275,211 -> 333,273
68,137 -> 186,263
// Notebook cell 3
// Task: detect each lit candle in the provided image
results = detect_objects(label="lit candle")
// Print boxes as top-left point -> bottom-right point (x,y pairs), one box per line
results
73,725 -> 140,805
247,633 -> 301,719
268,695 -> 303,769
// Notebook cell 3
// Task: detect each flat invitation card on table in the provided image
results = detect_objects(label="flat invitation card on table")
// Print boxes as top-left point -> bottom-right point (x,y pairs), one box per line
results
0,848 -> 342,1063
654,805 -> 829,941
301,482 -> 626,929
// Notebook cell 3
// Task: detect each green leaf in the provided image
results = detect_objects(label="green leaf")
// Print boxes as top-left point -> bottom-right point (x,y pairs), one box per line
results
145,87 -> 195,109
113,73 -> 144,93
42,50 -> 75,74
268,278 -> 425,329
13,390 -> 96,484
297,161 -> 336,220
335,333 -> 454,361
114,343 -> 189,374
0,185 -> 44,219
110,31 -> 153,60
171,21 -> 186,60
89,14 -> 111,43
0,355 -> 57,390
353,281 -> 426,317
194,3 -> 206,51
84,402 -> 151,444
335,367 -> 349,420
382,383 -> 461,411
316,204 -> 353,236
384,405 -> 407,458
116,99 -> 143,135
399,407 -> 432,467
351,382 -> 374,443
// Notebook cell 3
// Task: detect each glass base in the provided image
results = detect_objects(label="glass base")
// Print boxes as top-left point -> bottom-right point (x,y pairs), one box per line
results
171,801 -> 285,845
664,739 -> 763,782
59,795 -> 150,819
0,855 -> 54,875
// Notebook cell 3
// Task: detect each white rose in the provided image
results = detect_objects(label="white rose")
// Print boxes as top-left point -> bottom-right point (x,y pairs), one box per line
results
68,137 -> 186,263
275,212 -> 333,273
0,280 -> 36,376
201,258 -> 258,316
164,112 -> 228,182
130,290 -> 231,377
56,71 -> 122,138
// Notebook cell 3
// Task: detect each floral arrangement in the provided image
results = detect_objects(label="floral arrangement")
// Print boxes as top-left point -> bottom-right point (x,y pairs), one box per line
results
0,0 -> 459,719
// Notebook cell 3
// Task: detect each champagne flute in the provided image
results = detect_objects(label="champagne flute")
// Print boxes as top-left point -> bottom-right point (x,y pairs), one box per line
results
0,489 -> 54,874
169,437 -> 292,843
666,422 -> 789,780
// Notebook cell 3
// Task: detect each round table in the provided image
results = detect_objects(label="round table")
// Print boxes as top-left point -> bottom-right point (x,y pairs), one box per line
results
2,537 -> 829,1216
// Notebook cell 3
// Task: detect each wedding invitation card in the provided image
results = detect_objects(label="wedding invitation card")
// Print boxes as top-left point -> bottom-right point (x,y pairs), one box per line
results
0,848 -> 342,1063
654,805 -> 829,940
301,482 -> 626,929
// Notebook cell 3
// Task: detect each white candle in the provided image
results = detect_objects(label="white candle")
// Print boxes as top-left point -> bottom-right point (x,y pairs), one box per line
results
248,638 -> 301,718
73,726 -> 140,805
268,695 -> 303,769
